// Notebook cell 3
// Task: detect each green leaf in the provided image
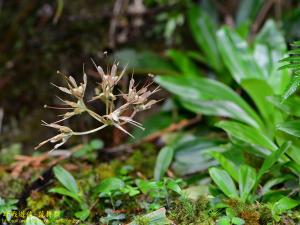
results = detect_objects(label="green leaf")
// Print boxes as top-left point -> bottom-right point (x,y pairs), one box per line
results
188,5 -> 222,71
241,79 -> 275,130
232,217 -> 245,225
217,216 -> 231,225
167,50 -> 201,77
255,20 -> 286,52
216,121 -> 277,151
136,179 -> 159,194
281,75 -> 300,101
278,40 -> 300,100
155,75 -> 262,129
95,177 -> 125,194
256,142 -> 291,183
267,95 -> 300,117
238,165 -> 256,202
210,151 -> 238,182
254,21 -> 289,95
217,27 -> 264,83
277,120 -> 300,137
154,146 -> 174,181
25,215 -> 45,225
128,208 -> 172,225
75,209 -> 90,221
209,167 -> 238,199
166,179 -> 181,194
172,138 -> 219,176
272,197 -> 299,214
53,165 -> 78,194
49,187 -> 81,203
262,176 -> 293,196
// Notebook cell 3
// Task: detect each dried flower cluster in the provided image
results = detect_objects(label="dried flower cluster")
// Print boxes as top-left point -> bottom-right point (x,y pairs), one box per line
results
35,60 -> 159,151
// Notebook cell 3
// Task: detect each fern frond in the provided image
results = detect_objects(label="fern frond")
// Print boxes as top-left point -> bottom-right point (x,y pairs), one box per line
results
279,41 -> 300,102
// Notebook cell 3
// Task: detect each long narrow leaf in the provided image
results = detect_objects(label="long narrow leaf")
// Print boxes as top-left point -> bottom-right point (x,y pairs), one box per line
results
216,121 -> 277,151
238,165 -> 256,202
53,165 -> 79,194
210,151 -> 238,182
209,167 -> 238,199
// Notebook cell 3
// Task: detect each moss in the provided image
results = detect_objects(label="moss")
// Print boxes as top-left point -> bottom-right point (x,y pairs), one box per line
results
27,191 -> 55,212
134,216 -> 151,225
168,196 -> 215,225
259,205 -> 273,224
226,200 -> 261,225
0,170 -> 25,199
125,144 -> 156,178
95,162 -> 119,180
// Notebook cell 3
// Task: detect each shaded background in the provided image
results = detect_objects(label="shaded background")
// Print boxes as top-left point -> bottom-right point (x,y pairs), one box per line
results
1,0 -> 300,153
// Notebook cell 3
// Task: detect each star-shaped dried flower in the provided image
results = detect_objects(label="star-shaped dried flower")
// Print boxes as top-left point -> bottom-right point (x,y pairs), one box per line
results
122,77 -> 160,112
52,70 -> 87,99
91,60 -> 127,102
34,121 -> 73,151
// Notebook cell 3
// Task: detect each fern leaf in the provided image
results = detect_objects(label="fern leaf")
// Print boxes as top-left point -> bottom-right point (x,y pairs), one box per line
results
279,41 -> 300,101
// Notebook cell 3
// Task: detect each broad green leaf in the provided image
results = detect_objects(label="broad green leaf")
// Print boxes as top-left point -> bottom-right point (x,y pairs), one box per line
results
241,79 -> 275,131
209,168 -> 238,199
172,138 -> 219,175
49,187 -> 81,203
217,217 -> 231,225
75,209 -> 90,221
268,95 -> 300,117
232,217 -> 245,225
254,21 -> 290,94
217,27 -> 264,83
95,177 -> 125,194
262,176 -> 294,196
216,121 -> 277,151
256,142 -> 291,183
25,215 -> 45,225
181,100 -> 260,129
188,6 -> 222,71
255,20 -> 286,52
155,75 -> 263,128
210,151 -> 238,182
53,165 -> 78,194
154,146 -> 174,181
277,120 -> 300,137
136,179 -> 159,194
167,50 -> 201,77
272,197 -> 299,214
166,179 -> 181,194
128,208 -> 172,225
238,165 -> 256,202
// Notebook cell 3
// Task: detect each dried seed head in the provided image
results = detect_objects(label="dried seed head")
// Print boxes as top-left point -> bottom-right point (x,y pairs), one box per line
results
122,78 -> 160,111
37,61 -> 158,151
54,71 -> 87,99
91,59 -> 127,101
35,121 -> 73,151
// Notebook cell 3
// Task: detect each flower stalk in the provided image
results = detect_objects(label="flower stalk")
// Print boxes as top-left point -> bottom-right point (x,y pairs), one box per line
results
36,60 -> 158,151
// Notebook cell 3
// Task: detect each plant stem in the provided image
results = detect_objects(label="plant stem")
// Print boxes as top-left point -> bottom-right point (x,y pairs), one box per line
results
73,124 -> 108,136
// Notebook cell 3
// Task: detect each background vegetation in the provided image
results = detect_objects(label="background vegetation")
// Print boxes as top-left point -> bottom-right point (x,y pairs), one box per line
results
2,0 -> 300,224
